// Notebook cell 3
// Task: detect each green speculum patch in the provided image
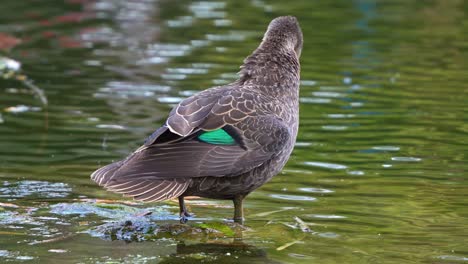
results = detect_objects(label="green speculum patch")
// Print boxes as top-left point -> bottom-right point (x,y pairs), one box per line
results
198,129 -> 235,145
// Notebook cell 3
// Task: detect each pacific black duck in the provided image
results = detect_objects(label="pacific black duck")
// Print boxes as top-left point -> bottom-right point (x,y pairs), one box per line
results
91,16 -> 303,224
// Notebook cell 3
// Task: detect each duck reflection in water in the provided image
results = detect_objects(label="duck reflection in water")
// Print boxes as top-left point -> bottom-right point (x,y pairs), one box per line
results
159,241 -> 282,264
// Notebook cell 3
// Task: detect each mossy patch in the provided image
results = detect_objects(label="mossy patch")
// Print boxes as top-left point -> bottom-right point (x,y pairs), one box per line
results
88,221 -> 242,242
193,222 -> 235,237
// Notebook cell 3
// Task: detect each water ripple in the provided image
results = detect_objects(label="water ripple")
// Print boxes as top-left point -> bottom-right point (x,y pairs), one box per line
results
214,19 -> 232,27
270,194 -> 316,201
321,125 -> 348,131
437,255 -> 468,262
312,91 -> 344,98
161,73 -> 187,80
189,1 -> 226,19
300,97 -> 331,104
391,157 -> 422,162
327,113 -> 355,118
372,146 -> 400,151
96,124 -> 126,130
294,142 -> 312,147
307,214 -> 346,219
300,80 -> 317,86
167,16 -> 194,28
4,105 -> 41,113
206,32 -> 248,41
166,68 -> 208,75
96,81 -> 171,98
298,187 -> 334,193
304,161 -> 348,170
347,170 -> 365,175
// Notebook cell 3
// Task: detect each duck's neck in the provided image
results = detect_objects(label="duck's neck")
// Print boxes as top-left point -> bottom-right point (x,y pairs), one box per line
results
239,45 -> 300,99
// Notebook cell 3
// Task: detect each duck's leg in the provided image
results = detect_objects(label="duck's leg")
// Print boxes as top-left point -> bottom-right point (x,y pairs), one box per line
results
233,194 -> 245,224
178,196 -> 192,224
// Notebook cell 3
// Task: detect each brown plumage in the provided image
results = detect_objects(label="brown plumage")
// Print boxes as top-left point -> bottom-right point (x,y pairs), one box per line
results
91,16 -> 303,224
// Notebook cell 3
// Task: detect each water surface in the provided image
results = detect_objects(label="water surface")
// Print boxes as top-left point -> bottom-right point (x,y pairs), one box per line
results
0,0 -> 467,263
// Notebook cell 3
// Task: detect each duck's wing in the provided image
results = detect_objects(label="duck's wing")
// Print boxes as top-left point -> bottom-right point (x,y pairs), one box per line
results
91,89 -> 290,202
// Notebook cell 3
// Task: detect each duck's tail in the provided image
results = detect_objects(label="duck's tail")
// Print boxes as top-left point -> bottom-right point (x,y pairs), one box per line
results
90,159 -> 190,202
91,160 -> 123,187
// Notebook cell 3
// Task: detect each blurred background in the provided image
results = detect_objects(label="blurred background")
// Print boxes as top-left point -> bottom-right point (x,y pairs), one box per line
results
0,0 -> 467,263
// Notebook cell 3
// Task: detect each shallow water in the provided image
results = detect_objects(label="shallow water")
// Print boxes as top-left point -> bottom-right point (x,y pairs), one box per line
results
0,0 -> 467,263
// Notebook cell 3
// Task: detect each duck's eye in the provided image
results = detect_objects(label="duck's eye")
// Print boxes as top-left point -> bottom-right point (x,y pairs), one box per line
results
198,129 -> 235,145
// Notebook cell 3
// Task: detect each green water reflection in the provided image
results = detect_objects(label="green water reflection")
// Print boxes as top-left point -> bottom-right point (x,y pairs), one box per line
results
0,0 -> 467,263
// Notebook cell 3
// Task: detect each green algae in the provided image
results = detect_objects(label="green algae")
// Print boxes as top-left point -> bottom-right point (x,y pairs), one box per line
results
193,222 -> 236,237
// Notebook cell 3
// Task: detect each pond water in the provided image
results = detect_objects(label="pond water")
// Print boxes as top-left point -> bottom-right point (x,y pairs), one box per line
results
0,0 -> 467,263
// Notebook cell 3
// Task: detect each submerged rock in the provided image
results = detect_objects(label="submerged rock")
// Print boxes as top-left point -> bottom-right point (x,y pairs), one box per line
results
159,241 -> 281,264
89,219 -> 160,242
89,220 -> 241,242
50,202 -> 242,242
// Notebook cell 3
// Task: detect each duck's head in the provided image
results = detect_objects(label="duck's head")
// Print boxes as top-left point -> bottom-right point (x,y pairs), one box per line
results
262,16 -> 303,59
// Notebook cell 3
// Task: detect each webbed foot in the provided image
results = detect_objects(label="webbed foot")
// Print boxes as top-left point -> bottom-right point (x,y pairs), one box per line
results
178,196 -> 192,224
